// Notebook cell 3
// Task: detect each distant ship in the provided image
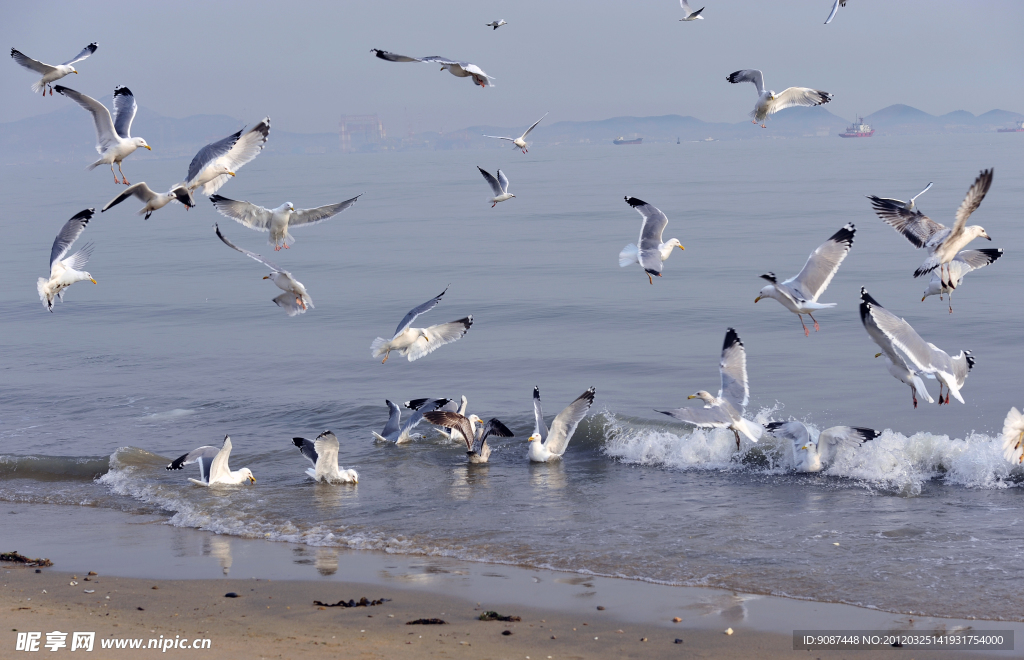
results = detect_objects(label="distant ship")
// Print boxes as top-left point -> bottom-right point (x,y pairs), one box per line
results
613,136 -> 642,145
839,116 -> 874,138
997,120 -> 1024,133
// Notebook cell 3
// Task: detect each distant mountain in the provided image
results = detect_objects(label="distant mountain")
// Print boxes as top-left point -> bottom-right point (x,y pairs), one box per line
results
864,104 -> 1024,134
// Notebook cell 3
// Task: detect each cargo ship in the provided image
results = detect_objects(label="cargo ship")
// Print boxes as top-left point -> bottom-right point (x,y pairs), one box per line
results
613,136 -> 642,145
997,120 -> 1024,133
839,116 -> 874,138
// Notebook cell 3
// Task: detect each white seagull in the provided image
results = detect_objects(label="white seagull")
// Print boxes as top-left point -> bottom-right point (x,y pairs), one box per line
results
406,397 -> 469,443
373,399 -> 448,444
657,328 -> 762,450
870,182 -> 933,213
371,49 -> 495,87
868,169 -> 994,312
183,119 -> 270,202
755,224 -> 855,336
210,192 -> 361,251
859,288 -> 973,406
1001,407 -> 1024,465
619,196 -> 685,284
679,0 -> 705,21
483,112 -> 548,153
10,43 -> 97,95
921,249 -> 1002,302
54,85 -> 151,184
485,20 -> 507,30
527,387 -> 596,463
859,288 -> 934,409
765,420 -> 878,473
293,431 -> 358,483
370,286 -> 473,363
725,69 -> 833,128
37,209 -> 97,312
824,0 -> 846,24
166,435 -> 255,486
215,224 -> 313,316
101,182 -> 193,220
477,167 -> 515,207
424,411 -> 514,463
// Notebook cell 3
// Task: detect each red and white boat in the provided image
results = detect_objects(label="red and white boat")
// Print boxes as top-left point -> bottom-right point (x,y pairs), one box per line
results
839,116 -> 874,138
997,120 -> 1024,133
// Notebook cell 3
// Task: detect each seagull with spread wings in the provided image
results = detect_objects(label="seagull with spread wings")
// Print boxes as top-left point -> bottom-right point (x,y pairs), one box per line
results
371,49 -> 494,87
215,224 -> 313,316
527,387 -> 596,462
619,196 -> 684,284
210,192 -> 360,251
292,431 -> 358,483
38,209 -> 97,311
477,166 -> 514,207
765,421 -> 878,473
370,286 -> 472,363
183,119 -> 270,202
483,113 -> 547,153
921,249 -> 1002,302
10,43 -> 97,95
406,397 -> 469,443
424,411 -> 514,463
485,20 -> 507,30
657,328 -> 762,450
726,69 -> 833,128
101,182 -> 193,219
55,85 -> 151,184
166,435 -> 255,486
679,0 -> 705,21
373,399 -> 449,444
755,224 -> 855,336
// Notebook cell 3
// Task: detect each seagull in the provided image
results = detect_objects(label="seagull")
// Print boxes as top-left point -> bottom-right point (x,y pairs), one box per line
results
868,169 -> 994,312
406,396 -> 468,442
37,209 -> 96,312
921,249 -> 1002,302
370,286 -> 473,363
485,19 -> 507,29
10,43 -> 96,95
373,399 -> 448,444
215,224 -> 313,316
725,70 -> 833,128
100,183 -> 193,219
859,287 -> 973,406
527,387 -> 596,463
824,0 -> 846,24
166,435 -> 255,486
657,328 -> 762,450
424,412 -> 514,463
183,119 -> 270,202
1001,407 -> 1024,465
871,182 -> 933,213
371,49 -> 494,87
292,431 -> 358,483
765,420 -> 878,472
483,112 -> 547,153
210,192 -> 360,250
859,289 -> 934,408
755,224 -> 855,336
54,85 -> 151,184
679,0 -> 705,21
619,196 -> 685,284
477,167 -> 515,207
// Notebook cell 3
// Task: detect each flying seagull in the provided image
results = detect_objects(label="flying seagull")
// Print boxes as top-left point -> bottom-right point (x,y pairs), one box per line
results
527,387 -> 596,462
725,69 -> 833,128
101,182 -> 193,219
921,249 -> 1002,302
370,286 -> 472,363
483,112 -> 548,153
657,328 -> 762,450
215,224 -> 313,316
477,167 -> 515,207
10,42 -> 97,95
859,288 -> 933,409
183,119 -> 270,202
166,435 -> 255,486
371,49 -> 494,87
485,20 -> 507,29
765,420 -> 878,472
755,224 -> 855,336
373,399 -> 448,444
210,192 -> 361,250
871,182 -> 933,213
859,287 -> 973,406
1002,407 -> 1024,465
37,209 -> 97,312
54,85 -> 151,184
679,0 -> 705,21
619,196 -> 684,284
293,431 -> 358,483
868,169 -> 993,312
824,0 -> 846,24
424,411 -> 514,463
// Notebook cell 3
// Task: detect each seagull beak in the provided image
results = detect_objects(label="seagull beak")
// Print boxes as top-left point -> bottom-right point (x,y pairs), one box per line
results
687,395 -> 697,400
73,71 -> 78,74
144,145 -> 152,150
678,245 -> 685,251
228,171 -> 236,177
874,352 -> 882,358
90,278 -> 97,284
754,296 -> 762,303
263,275 -> 270,280
921,296 -> 927,302
248,475 -> 256,484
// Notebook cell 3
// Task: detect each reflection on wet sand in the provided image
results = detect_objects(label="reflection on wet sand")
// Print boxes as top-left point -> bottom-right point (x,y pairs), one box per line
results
203,535 -> 232,575
684,592 -> 761,622
315,547 -> 338,576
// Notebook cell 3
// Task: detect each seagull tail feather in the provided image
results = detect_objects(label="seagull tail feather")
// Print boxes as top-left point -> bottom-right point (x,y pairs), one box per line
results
370,337 -> 389,358
618,244 -> 639,268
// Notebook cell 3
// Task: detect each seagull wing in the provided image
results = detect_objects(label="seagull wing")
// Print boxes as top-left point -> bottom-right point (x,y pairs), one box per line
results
166,445 -> 220,482
867,196 -> 946,248
477,167 -> 503,196
482,135 -> 515,141
770,87 -> 833,114
542,388 -> 595,456
186,128 -> 242,186
207,436 -> 234,482
61,42 -> 98,66
10,48 -> 55,74
785,224 -> 855,301
214,224 -> 285,273
952,248 -> 1002,272
54,86 -> 118,152
476,418 -> 514,454
197,119 -> 271,195
371,49 -> 423,62
765,420 -> 809,445
818,426 -> 879,463
718,328 -> 749,409
404,317 -> 473,362
292,437 -> 319,468
626,196 -> 669,275
521,112 -> 548,139
859,289 -> 935,374
825,0 -> 841,23
272,292 -> 309,316
657,405 -> 732,427
532,386 -> 549,441
290,194 -> 362,227
312,432 -> 340,479
50,209 -> 93,267
726,69 -> 765,95
950,169 -> 993,239
381,400 -> 402,439
392,286 -> 449,337
424,411 -> 475,451
210,195 -> 274,231
101,182 -> 158,212
111,86 -> 137,139
497,170 -> 510,194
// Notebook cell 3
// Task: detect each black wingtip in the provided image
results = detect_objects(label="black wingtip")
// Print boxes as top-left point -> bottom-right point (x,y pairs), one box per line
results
964,351 -> 976,371
533,386 -> 540,400
828,223 -> 856,247
70,208 -> 95,222
859,287 -> 882,324
654,409 -> 674,417
725,70 -> 742,83
113,85 -> 132,97
487,418 -> 515,438
85,43 -> 98,53
759,272 -> 777,283
851,427 -> 881,441
53,85 -> 69,95
624,196 -> 646,207
723,327 -> 742,351
764,421 -> 787,432
166,452 -> 188,471
292,437 -> 307,448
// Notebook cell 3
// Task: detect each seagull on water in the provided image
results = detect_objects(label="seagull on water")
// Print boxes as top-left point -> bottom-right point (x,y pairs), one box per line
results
657,328 -> 762,450
37,209 -> 96,312
485,20 -> 507,30
371,49 -> 494,87
166,435 -> 255,486
860,287 -> 973,406
215,224 -> 313,316
824,0 -> 846,24
55,85 -> 151,184
477,167 -> 515,207
483,113 -> 547,153
725,69 -> 833,128
101,183 -> 193,219
921,249 -> 1002,302
406,397 -> 469,443
373,399 -> 448,444
755,224 -> 855,336
679,0 -> 705,21
528,387 -> 596,463
1002,407 -> 1024,465
293,431 -> 358,483
210,192 -> 360,250
619,196 -> 684,284
424,411 -> 514,463
370,286 -> 473,363
10,43 -> 96,95
183,119 -> 270,203
765,420 -> 878,472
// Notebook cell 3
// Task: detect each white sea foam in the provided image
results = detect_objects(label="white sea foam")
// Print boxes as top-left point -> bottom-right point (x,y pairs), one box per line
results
139,408 -> 196,421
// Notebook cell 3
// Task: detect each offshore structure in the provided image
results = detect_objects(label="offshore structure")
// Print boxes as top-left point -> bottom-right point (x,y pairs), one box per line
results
339,115 -> 385,153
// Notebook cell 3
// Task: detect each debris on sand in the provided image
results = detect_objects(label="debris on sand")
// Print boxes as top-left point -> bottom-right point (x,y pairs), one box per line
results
478,611 -> 522,622
406,619 -> 447,625
313,597 -> 391,608
1,551 -> 53,567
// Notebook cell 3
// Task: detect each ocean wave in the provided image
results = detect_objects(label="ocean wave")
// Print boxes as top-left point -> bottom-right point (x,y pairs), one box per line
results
139,408 -> 196,421
0,454 -> 110,481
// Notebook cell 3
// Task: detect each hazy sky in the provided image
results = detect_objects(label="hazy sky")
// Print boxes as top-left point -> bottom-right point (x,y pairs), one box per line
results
3,1 -> 1022,135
